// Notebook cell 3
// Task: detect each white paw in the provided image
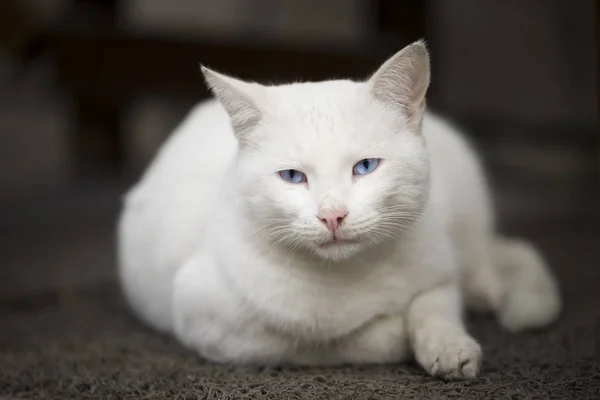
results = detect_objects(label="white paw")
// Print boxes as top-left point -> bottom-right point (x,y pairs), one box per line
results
416,335 -> 482,380
498,286 -> 561,332
493,237 -> 561,332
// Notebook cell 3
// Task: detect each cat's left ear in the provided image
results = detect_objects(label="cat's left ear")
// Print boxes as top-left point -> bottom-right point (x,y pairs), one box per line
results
367,40 -> 430,125
201,66 -> 266,146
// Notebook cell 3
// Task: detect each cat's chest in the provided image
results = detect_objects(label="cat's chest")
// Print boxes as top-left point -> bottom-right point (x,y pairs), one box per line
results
226,258 -> 418,342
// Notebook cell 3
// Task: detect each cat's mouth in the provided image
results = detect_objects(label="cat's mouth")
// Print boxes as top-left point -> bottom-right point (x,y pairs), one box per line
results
319,237 -> 360,247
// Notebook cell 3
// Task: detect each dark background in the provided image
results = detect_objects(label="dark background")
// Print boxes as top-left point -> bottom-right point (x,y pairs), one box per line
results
0,0 -> 598,298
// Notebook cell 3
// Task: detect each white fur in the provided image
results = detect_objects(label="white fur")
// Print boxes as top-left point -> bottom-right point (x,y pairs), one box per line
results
117,41 -> 561,379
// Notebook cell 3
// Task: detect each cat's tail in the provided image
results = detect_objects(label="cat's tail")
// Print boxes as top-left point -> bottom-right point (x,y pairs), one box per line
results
491,236 -> 561,332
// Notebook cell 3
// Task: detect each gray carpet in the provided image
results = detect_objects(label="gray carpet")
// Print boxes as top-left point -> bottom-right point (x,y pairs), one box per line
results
1,222 -> 599,399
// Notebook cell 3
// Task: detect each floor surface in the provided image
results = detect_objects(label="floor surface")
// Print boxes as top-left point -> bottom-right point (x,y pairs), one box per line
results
1,183 -> 599,399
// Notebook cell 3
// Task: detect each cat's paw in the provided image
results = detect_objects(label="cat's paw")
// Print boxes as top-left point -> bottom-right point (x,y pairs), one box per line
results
498,287 -> 560,332
416,334 -> 482,380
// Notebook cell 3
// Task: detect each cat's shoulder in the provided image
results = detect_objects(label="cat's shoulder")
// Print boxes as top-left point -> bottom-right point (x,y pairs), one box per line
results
421,111 -> 475,154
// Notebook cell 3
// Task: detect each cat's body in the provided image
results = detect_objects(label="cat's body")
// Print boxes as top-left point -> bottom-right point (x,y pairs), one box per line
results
118,42 -> 560,379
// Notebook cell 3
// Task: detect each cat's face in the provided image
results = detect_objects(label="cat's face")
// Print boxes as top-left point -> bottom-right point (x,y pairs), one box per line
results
204,41 -> 431,262
236,84 -> 429,261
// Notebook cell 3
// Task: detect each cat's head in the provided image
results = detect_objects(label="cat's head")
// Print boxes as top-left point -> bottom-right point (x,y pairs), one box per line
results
203,41 -> 431,262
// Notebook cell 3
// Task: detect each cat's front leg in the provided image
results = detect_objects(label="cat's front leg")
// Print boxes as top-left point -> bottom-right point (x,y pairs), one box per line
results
334,314 -> 410,364
286,313 -> 409,366
407,283 -> 482,380
172,256 -> 291,365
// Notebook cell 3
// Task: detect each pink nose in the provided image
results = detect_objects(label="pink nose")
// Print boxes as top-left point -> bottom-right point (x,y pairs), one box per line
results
317,210 -> 348,232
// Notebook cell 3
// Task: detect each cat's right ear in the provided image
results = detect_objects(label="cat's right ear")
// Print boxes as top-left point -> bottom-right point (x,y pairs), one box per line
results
201,66 -> 265,145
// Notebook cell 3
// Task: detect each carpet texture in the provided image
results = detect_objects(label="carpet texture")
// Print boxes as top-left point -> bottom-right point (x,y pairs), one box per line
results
1,224 -> 599,399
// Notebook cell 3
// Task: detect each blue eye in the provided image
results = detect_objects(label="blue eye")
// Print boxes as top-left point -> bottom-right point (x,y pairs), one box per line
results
278,169 -> 307,184
352,158 -> 381,176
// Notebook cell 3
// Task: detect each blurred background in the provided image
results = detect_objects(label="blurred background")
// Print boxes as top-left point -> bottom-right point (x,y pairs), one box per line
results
0,0 -> 598,298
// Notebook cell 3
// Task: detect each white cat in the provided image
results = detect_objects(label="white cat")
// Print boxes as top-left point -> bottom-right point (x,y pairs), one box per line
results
117,41 -> 561,380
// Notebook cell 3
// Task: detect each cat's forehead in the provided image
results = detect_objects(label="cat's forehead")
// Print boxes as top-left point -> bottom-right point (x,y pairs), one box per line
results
262,80 -> 396,144
254,82 -> 402,166
267,80 -> 365,114
266,81 -> 366,134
